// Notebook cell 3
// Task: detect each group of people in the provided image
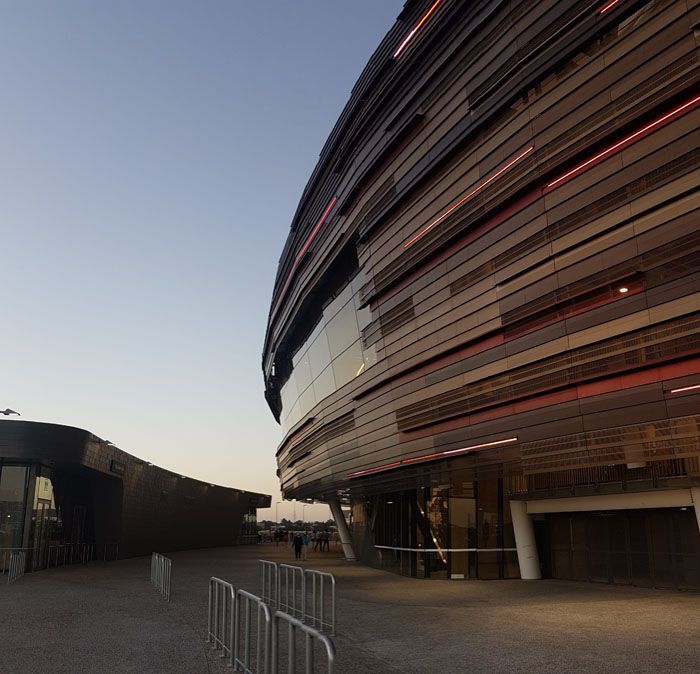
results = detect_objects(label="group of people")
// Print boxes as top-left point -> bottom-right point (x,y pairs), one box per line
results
276,530 -> 331,560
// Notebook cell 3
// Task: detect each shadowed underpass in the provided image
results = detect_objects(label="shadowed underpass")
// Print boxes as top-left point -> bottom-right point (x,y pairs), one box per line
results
2,544 -> 700,674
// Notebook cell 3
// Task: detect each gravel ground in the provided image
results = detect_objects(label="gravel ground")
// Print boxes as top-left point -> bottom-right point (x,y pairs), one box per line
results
2,543 -> 699,674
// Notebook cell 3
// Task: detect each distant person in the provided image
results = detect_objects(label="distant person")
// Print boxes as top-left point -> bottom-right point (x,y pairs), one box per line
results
283,532 -> 288,546
292,533 -> 303,560
321,530 -> 330,552
302,531 -> 309,561
311,530 -> 318,551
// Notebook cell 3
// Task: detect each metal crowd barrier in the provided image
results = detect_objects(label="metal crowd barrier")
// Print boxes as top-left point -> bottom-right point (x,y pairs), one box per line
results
208,577 -> 335,674
271,611 -> 335,674
260,562 -> 336,635
150,552 -> 171,601
303,570 -> 336,636
260,560 -> 278,608
278,564 -> 304,620
7,551 -> 27,585
208,577 -> 236,665
95,542 -> 120,562
234,589 -> 272,674
0,548 -> 32,574
48,542 -> 95,567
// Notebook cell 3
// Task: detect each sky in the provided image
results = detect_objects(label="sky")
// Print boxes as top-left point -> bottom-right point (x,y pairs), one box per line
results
0,1 -> 403,522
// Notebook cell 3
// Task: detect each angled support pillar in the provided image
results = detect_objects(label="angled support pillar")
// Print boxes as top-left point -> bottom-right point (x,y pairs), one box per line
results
328,498 -> 356,561
510,500 -> 541,580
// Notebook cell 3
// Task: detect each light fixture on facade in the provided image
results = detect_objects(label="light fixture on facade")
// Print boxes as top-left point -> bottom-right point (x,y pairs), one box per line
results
347,437 -> 518,477
404,147 -> 534,248
669,384 -> 700,394
600,0 -> 622,13
619,287 -> 629,293
393,0 -> 444,59
547,94 -> 700,189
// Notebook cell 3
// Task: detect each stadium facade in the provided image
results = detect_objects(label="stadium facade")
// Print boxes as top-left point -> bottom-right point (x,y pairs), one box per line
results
263,0 -> 700,589
0,420 -> 270,569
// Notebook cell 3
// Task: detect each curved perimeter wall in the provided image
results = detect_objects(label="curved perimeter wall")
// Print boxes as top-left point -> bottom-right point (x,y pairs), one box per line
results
0,420 -> 270,564
263,0 -> 700,586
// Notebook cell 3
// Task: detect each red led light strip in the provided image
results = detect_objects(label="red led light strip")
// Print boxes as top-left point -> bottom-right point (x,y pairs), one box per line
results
393,0 -> 444,59
670,384 -> 700,394
404,146 -> 534,248
547,93 -> 700,189
272,197 -> 337,315
600,0 -> 621,13
346,437 -> 518,478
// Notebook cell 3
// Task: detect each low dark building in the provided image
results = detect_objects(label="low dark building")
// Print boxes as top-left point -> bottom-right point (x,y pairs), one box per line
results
0,420 -> 270,569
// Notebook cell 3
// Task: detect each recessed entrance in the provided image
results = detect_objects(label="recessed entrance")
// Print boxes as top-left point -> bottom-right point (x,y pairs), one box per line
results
538,508 -> 700,590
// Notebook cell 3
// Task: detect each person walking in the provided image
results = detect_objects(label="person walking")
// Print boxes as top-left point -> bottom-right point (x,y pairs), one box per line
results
302,531 -> 309,561
292,533 -> 303,561
321,530 -> 330,552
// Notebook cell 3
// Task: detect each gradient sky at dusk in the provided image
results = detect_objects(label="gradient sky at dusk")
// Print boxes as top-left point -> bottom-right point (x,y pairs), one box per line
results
0,1 -> 403,521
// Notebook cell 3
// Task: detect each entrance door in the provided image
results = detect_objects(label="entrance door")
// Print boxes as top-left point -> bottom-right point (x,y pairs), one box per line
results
32,500 -> 51,570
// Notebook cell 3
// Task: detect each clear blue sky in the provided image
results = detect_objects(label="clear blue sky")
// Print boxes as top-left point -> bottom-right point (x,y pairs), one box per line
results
0,0 -> 402,521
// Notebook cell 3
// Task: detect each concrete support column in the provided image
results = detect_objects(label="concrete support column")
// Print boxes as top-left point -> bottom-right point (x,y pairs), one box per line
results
328,498 -> 356,561
510,500 -> 541,580
691,487 -> 700,534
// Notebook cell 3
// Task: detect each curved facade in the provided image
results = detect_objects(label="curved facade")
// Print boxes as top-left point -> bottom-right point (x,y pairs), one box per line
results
263,0 -> 700,588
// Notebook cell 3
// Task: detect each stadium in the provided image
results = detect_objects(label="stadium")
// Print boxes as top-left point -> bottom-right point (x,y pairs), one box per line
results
263,0 -> 700,588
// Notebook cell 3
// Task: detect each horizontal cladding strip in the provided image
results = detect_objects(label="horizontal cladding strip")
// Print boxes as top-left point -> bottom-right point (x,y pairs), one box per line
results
546,93 -> 700,189
392,0 -> 444,59
367,89 -> 700,310
375,545 -> 517,553
396,333 -> 700,432
347,437 -> 518,478
271,197 -> 337,317
276,419 -> 314,457
400,356 -> 700,442
357,279 -> 700,406
403,146 -> 535,248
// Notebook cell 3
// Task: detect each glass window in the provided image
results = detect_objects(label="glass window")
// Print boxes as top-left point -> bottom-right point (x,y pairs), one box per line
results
332,340 -> 364,388
307,330 -> 332,379
281,375 -> 297,419
313,364 -> 336,403
0,465 -> 28,549
294,351 -> 313,394
361,343 -> 378,373
286,400 -> 301,431
298,383 -> 317,418
323,283 -> 353,323
356,303 -> 372,331
326,301 -> 360,359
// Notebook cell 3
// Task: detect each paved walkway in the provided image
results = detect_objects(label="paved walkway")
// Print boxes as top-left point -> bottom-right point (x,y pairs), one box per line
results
2,544 -> 700,673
